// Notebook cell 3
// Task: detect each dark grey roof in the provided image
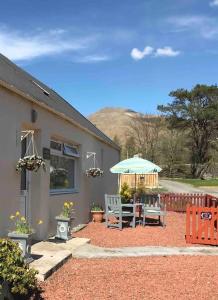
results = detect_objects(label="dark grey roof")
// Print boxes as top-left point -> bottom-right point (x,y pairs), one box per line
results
0,53 -> 119,150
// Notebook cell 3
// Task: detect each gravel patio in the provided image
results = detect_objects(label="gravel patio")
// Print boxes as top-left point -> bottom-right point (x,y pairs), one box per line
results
74,212 -> 194,247
37,211 -> 218,299
40,256 -> 218,300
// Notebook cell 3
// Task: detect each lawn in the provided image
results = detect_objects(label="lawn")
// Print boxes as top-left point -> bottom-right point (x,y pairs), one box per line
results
173,178 -> 218,187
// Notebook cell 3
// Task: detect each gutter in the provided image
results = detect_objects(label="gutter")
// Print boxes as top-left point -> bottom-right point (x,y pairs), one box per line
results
0,79 -> 120,151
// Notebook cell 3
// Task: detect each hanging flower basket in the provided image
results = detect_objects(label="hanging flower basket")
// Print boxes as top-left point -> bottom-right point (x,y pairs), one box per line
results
86,168 -> 103,177
16,155 -> 46,172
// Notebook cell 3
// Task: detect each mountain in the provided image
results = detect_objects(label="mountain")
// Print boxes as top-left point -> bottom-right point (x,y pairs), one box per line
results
88,107 -> 158,145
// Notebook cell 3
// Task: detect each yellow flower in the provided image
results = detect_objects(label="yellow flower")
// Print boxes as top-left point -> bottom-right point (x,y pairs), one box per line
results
20,217 -> 26,222
38,220 -> 43,225
15,211 -> 20,216
10,215 -> 15,220
70,202 -> 73,206
64,202 -> 69,208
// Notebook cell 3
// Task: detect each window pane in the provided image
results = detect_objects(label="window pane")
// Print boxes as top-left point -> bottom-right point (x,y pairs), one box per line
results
50,155 -> 75,190
50,141 -> 62,151
63,144 -> 79,157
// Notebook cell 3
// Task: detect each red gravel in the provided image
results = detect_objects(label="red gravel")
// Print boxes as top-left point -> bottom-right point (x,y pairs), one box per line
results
74,212 -> 196,247
41,256 -> 218,300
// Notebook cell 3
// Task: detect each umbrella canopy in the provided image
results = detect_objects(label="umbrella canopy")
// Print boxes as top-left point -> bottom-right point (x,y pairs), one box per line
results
110,156 -> 162,174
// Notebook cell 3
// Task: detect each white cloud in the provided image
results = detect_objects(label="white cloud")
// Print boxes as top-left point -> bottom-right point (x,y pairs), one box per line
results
0,27 -> 96,61
130,45 -> 180,60
210,0 -> 218,7
130,46 -> 154,60
74,54 -> 110,63
155,47 -> 180,57
167,15 -> 218,39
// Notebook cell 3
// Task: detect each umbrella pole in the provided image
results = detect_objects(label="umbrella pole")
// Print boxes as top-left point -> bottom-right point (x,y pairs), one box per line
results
134,173 -> 137,203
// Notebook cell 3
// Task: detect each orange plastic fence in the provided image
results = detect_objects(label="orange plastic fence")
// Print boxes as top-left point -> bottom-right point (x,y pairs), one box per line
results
186,205 -> 218,245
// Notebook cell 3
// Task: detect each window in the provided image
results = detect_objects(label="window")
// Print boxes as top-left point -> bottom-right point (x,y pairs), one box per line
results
50,140 -> 78,193
63,144 -> 79,157
50,140 -> 62,151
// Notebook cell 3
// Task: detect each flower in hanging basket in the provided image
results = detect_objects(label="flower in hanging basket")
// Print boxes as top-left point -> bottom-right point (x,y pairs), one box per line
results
86,168 -> 104,177
16,155 -> 46,172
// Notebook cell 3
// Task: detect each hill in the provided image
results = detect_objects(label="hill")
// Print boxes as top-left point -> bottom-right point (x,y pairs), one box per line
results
88,107 -> 158,145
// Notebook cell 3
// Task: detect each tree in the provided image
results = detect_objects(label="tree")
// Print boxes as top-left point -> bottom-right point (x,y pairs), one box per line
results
129,115 -> 163,161
158,84 -> 218,178
160,127 -> 189,177
124,136 -> 137,159
113,134 -> 121,147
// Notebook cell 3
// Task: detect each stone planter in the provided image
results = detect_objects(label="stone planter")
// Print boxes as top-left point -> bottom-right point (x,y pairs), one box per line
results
55,216 -> 72,241
8,232 -> 33,262
91,211 -> 104,223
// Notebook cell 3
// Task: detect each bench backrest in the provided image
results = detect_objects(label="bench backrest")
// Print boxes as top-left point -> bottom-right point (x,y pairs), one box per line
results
105,194 -> 122,213
141,194 -> 161,208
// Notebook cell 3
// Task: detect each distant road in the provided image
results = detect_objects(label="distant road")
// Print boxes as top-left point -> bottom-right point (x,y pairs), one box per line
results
160,179 -> 218,197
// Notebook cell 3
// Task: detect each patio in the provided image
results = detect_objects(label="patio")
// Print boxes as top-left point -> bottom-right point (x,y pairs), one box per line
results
74,212 -> 193,248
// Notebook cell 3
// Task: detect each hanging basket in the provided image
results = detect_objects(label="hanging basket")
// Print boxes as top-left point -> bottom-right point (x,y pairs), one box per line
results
16,155 -> 46,172
16,131 -> 46,173
86,168 -> 103,177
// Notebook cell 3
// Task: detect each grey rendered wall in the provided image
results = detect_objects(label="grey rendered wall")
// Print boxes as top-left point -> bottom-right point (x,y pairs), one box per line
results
0,86 -> 119,239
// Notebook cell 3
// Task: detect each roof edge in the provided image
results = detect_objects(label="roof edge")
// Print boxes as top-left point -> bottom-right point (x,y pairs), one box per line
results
0,79 -> 120,151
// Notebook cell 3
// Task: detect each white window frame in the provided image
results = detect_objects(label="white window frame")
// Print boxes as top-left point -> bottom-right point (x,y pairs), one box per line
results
50,140 -> 79,195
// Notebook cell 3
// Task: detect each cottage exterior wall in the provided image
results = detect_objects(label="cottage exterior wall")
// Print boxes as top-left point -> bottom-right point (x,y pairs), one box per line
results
0,86 -> 119,239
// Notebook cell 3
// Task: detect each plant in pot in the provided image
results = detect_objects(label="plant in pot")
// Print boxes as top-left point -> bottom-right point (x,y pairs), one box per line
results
120,182 -> 133,204
86,167 -> 103,177
8,211 -> 43,262
55,201 -> 74,241
91,203 -> 104,223
16,154 -> 46,172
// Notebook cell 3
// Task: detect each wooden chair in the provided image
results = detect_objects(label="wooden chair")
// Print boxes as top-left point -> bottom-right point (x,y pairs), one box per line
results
105,194 -> 136,230
141,194 -> 166,227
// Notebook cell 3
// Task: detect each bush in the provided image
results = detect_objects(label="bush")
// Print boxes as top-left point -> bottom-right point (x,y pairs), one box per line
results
0,239 -> 38,298
120,183 -> 133,203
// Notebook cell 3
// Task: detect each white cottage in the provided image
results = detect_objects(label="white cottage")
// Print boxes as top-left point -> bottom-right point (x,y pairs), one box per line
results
0,54 -> 120,240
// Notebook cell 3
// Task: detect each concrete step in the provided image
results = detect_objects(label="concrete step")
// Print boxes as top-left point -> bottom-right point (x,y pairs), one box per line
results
30,237 -> 90,281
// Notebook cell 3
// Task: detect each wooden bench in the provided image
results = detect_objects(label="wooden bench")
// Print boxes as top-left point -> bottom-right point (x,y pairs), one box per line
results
105,194 -> 136,230
141,194 -> 166,227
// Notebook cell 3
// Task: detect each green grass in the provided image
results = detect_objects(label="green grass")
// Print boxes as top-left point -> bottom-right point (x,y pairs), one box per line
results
173,178 -> 218,187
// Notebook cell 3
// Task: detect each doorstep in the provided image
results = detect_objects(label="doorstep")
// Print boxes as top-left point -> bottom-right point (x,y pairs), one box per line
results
30,237 -> 90,281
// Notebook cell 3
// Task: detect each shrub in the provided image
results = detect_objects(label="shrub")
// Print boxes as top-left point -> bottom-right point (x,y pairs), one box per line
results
0,239 -> 38,298
120,182 -> 133,203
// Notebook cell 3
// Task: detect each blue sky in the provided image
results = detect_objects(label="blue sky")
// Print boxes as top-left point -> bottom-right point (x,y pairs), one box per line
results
1,0 -> 218,116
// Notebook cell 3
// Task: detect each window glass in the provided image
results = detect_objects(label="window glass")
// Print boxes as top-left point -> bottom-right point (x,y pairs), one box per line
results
63,144 -> 79,157
50,141 -> 62,151
50,155 -> 75,190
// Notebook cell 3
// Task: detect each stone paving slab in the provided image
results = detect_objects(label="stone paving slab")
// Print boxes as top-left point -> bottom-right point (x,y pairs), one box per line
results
30,237 -> 90,281
72,244 -> 218,259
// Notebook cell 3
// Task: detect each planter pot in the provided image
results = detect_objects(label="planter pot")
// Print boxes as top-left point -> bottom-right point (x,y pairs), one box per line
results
8,232 -> 33,262
91,211 -> 104,223
55,216 -> 72,241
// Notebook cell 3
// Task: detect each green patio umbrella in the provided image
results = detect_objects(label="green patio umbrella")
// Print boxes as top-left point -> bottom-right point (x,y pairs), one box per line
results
110,155 -> 162,193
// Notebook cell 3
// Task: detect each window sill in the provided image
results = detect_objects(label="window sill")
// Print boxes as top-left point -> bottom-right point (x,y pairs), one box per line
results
50,189 -> 79,196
